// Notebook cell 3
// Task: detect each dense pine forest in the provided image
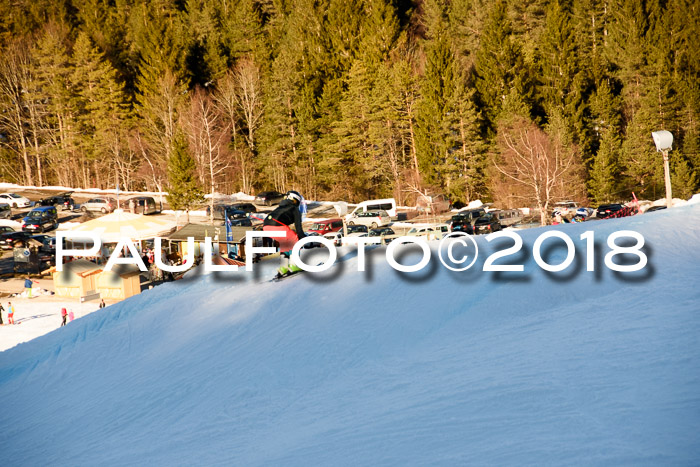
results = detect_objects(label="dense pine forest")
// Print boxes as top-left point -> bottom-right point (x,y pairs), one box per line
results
0,0 -> 698,210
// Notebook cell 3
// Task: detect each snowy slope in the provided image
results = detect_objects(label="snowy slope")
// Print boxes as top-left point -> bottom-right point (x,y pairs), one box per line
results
1,206 -> 700,465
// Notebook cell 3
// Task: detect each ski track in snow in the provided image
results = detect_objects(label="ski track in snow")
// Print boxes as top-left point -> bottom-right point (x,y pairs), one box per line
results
0,205 -> 699,465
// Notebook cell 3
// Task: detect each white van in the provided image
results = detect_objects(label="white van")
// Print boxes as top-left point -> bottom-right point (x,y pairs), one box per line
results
346,198 -> 397,219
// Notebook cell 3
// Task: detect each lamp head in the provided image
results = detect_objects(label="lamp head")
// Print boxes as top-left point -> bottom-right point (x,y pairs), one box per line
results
652,130 -> 673,152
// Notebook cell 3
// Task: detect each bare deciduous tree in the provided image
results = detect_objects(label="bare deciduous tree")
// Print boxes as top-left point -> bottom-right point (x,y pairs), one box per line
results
493,117 -> 585,225
181,87 -> 231,224
0,41 -> 33,185
233,58 -> 263,153
212,59 -> 263,195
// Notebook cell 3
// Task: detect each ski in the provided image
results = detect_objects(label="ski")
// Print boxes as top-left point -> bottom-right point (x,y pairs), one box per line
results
270,269 -> 305,282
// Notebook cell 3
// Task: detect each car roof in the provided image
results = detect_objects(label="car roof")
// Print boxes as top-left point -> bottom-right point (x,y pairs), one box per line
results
31,206 -> 56,211
312,218 -> 341,224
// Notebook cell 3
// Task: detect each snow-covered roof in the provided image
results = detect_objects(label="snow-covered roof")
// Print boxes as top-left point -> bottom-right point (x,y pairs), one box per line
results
66,209 -> 176,243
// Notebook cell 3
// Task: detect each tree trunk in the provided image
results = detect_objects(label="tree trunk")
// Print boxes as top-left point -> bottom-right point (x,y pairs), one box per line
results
12,102 -> 33,185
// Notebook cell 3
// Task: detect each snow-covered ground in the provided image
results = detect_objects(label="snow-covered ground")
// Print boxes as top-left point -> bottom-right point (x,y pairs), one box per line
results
0,202 -> 699,465
0,298 -> 104,351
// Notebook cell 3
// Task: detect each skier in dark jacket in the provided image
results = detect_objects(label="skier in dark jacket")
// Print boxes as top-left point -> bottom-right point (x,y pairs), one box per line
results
262,190 -> 306,277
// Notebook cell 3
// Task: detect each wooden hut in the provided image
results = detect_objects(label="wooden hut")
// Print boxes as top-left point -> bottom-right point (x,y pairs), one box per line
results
49,259 -> 102,299
167,223 -> 254,262
96,264 -> 142,300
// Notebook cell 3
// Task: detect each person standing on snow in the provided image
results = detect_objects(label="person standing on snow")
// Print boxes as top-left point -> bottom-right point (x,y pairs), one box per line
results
262,190 -> 307,277
7,302 -> 14,325
61,308 -> 67,327
24,276 -> 39,298
0,302 -> 4,325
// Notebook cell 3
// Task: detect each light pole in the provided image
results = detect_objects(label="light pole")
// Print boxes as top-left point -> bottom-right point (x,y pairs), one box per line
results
651,130 -> 674,208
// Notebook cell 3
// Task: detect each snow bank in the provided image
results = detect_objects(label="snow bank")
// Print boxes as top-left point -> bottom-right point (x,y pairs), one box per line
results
0,182 -> 167,197
0,204 -> 699,465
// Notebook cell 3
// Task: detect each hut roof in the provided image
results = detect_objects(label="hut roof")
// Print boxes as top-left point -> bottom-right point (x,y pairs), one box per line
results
66,209 -> 176,243
168,223 -> 254,243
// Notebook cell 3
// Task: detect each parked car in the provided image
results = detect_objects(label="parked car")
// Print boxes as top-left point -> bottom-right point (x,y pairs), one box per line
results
369,226 -> 396,244
553,200 -> 579,217
331,224 -> 369,246
0,193 -> 31,208
346,198 -> 397,219
39,191 -> 75,210
231,202 -> 257,213
449,208 -> 485,233
0,225 -> 15,234
127,196 -> 161,215
255,191 -> 285,206
493,209 -> 523,227
80,197 -> 117,214
0,231 -> 32,249
346,224 -> 369,235
308,218 -> 344,235
595,203 -> 624,218
347,210 -> 391,229
473,213 -> 502,235
30,234 -> 56,253
22,206 -> 59,232
0,203 -> 11,219
406,224 -> 450,239
229,217 -> 253,227
206,204 -> 248,221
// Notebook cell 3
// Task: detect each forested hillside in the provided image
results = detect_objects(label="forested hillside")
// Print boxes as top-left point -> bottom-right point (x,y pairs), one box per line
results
0,0 -> 697,208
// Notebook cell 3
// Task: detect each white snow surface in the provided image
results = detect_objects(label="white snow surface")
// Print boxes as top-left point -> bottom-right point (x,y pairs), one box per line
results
1,205 -> 700,465
0,299 -> 104,351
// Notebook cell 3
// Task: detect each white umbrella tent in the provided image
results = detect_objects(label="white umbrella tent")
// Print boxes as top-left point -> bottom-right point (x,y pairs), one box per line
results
66,209 -> 176,260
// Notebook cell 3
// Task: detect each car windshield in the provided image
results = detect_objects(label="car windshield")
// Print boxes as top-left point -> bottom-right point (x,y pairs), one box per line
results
28,211 -> 45,218
346,225 -> 366,233
310,223 -> 328,231
9,194 -> 21,199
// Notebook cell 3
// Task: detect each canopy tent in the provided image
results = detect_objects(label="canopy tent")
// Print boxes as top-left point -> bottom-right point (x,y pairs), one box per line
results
66,209 -> 176,243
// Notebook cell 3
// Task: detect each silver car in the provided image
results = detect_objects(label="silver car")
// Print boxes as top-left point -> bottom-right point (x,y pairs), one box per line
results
80,197 -> 117,214
347,210 -> 391,229
0,203 -> 11,219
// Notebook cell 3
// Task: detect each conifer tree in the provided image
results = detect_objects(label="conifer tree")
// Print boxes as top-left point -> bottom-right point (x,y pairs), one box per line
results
72,31 -> 131,188
586,77 -> 621,203
448,0 -> 490,70
474,0 -> 533,129
415,25 -> 462,186
671,155 -> 698,199
32,23 -> 79,187
219,0 -> 266,65
588,130 -> 620,203
328,60 -> 374,197
537,0 -> 589,147
167,133 -> 204,222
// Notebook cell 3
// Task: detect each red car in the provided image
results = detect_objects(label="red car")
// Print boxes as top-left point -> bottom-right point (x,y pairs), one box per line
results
307,218 -> 344,235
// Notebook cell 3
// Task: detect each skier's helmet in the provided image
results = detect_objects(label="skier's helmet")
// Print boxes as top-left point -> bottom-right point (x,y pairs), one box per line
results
286,190 -> 302,204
